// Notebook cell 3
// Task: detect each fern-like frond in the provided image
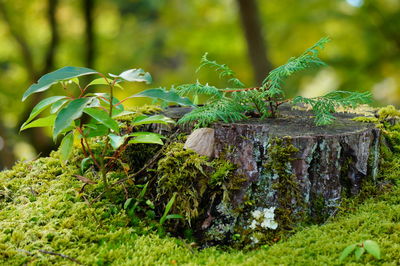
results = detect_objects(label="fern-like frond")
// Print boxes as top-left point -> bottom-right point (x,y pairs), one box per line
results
178,97 -> 247,128
263,37 -> 330,98
176,81 -> 222,99
197,53 -> 245,88
293,90 -> 372,125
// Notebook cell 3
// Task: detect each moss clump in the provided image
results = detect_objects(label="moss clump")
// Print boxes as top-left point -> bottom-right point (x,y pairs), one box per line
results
156,143 -> 212,221
355,105 -> 400,186
156,143 -> 237,223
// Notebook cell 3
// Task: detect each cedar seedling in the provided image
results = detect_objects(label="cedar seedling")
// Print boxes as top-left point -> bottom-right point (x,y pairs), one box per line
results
21,67 -> 185,186
176,38 -> 372,127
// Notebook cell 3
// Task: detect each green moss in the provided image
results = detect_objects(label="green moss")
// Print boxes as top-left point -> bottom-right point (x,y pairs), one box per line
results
1,139 -> 400,265
155,143 -> 239,224
156,143 -> 212,221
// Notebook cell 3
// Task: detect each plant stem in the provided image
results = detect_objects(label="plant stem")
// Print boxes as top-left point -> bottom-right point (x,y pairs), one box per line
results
98,77 -> 118,187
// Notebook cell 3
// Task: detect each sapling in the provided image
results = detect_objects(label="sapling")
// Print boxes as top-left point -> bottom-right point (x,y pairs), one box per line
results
20,67 -> 187,186
176,38 -> 372,127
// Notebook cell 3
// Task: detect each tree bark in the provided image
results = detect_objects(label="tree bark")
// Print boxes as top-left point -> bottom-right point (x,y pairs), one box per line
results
236,0 -> 272,85
197,107 -> 380,244
84,0 -> 95,68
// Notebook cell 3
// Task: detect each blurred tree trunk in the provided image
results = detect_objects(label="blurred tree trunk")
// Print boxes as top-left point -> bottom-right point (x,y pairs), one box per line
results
84,0 -> 95,68
0,120 -> 15,169
0,0 -> 60,157
236,0 -> 272,85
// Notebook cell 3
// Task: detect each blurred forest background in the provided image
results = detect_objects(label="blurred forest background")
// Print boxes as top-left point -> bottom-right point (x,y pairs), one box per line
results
0,0 -> 399,169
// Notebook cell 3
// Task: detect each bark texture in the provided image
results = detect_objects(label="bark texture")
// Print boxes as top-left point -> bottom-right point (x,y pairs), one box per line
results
202,107 -> 380,244
150,106 -> 380,245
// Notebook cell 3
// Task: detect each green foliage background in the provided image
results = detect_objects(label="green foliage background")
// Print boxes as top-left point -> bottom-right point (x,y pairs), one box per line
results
0,0 -> 399,166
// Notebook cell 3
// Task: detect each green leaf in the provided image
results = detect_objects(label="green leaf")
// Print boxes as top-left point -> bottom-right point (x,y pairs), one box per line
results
59,132 -> 74,165
160,193 -> 177,225
128,133 -> 164,145
50,98 -> 69,114
112,110 -> 136,118
83,107 -> 119,133
131,115 -> 175,126
124,198 -> 134,210
108,134 -> 127,150
83,124 -> 109,138
138,182 -> 148,199
165,214 -> 184,220
20,115 -> 56,131
21,96 -> 67,129
81,157 -> 93,174
86,78 -> 123,89
355,246 -> 365,260
22,67 -> 98,101
109,69 -> 152,84
364,240 -> 381,260
129,131 -> 164,138
53,98 -> 91,139
339,244 -> 356,262
131,88 -> 194,107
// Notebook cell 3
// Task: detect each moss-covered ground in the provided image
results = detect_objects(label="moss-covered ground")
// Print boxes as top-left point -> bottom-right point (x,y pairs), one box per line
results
1,106 -> 400,265
0,151 -> 399,265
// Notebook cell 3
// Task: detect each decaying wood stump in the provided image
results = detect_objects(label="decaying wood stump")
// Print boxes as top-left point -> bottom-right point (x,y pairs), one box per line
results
150,106 -> 380,245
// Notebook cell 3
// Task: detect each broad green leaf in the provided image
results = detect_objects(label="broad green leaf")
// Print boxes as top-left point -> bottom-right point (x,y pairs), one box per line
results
50,98 -> 69,114
22,96 -> 67,129
128,134 -> 164,145
20,115 -> 56,131
109,69 -> 152,84
89,93 -> 124,111
131,115 -> 175,126
364,240 -> 381,259
87,78 -> 123,89
59,132 -> 74,165
22,67 -> 98,101
53,98 -> 91,139
81,157 -> 94,174
355,246 -> 365,260
339,244 -> 356,262
83,107 -> 119,133
129,131 -> 165,139
83,124 -> 109,138
131,88 -> 194,107
108,133 -> 127,150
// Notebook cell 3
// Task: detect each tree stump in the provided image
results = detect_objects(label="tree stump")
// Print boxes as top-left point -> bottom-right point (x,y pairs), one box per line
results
149,106 -> 380,245
186,106 -> 379,245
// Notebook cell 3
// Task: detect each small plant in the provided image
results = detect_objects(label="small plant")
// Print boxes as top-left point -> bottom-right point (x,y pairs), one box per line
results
339,240 -> 381,262
176,38 -> 372,127
20,67 -> 188,186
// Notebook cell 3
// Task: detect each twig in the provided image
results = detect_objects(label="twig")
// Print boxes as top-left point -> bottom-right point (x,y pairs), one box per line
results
38,249 -> 82,264
222,86 -> 260,93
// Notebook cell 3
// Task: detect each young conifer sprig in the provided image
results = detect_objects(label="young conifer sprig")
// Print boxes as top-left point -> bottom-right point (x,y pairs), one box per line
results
262,37 -> 330,98
293,91 -> 372,125
197,53 -> 245,88
177,37 -> 371,128
178,97 -> 247,128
